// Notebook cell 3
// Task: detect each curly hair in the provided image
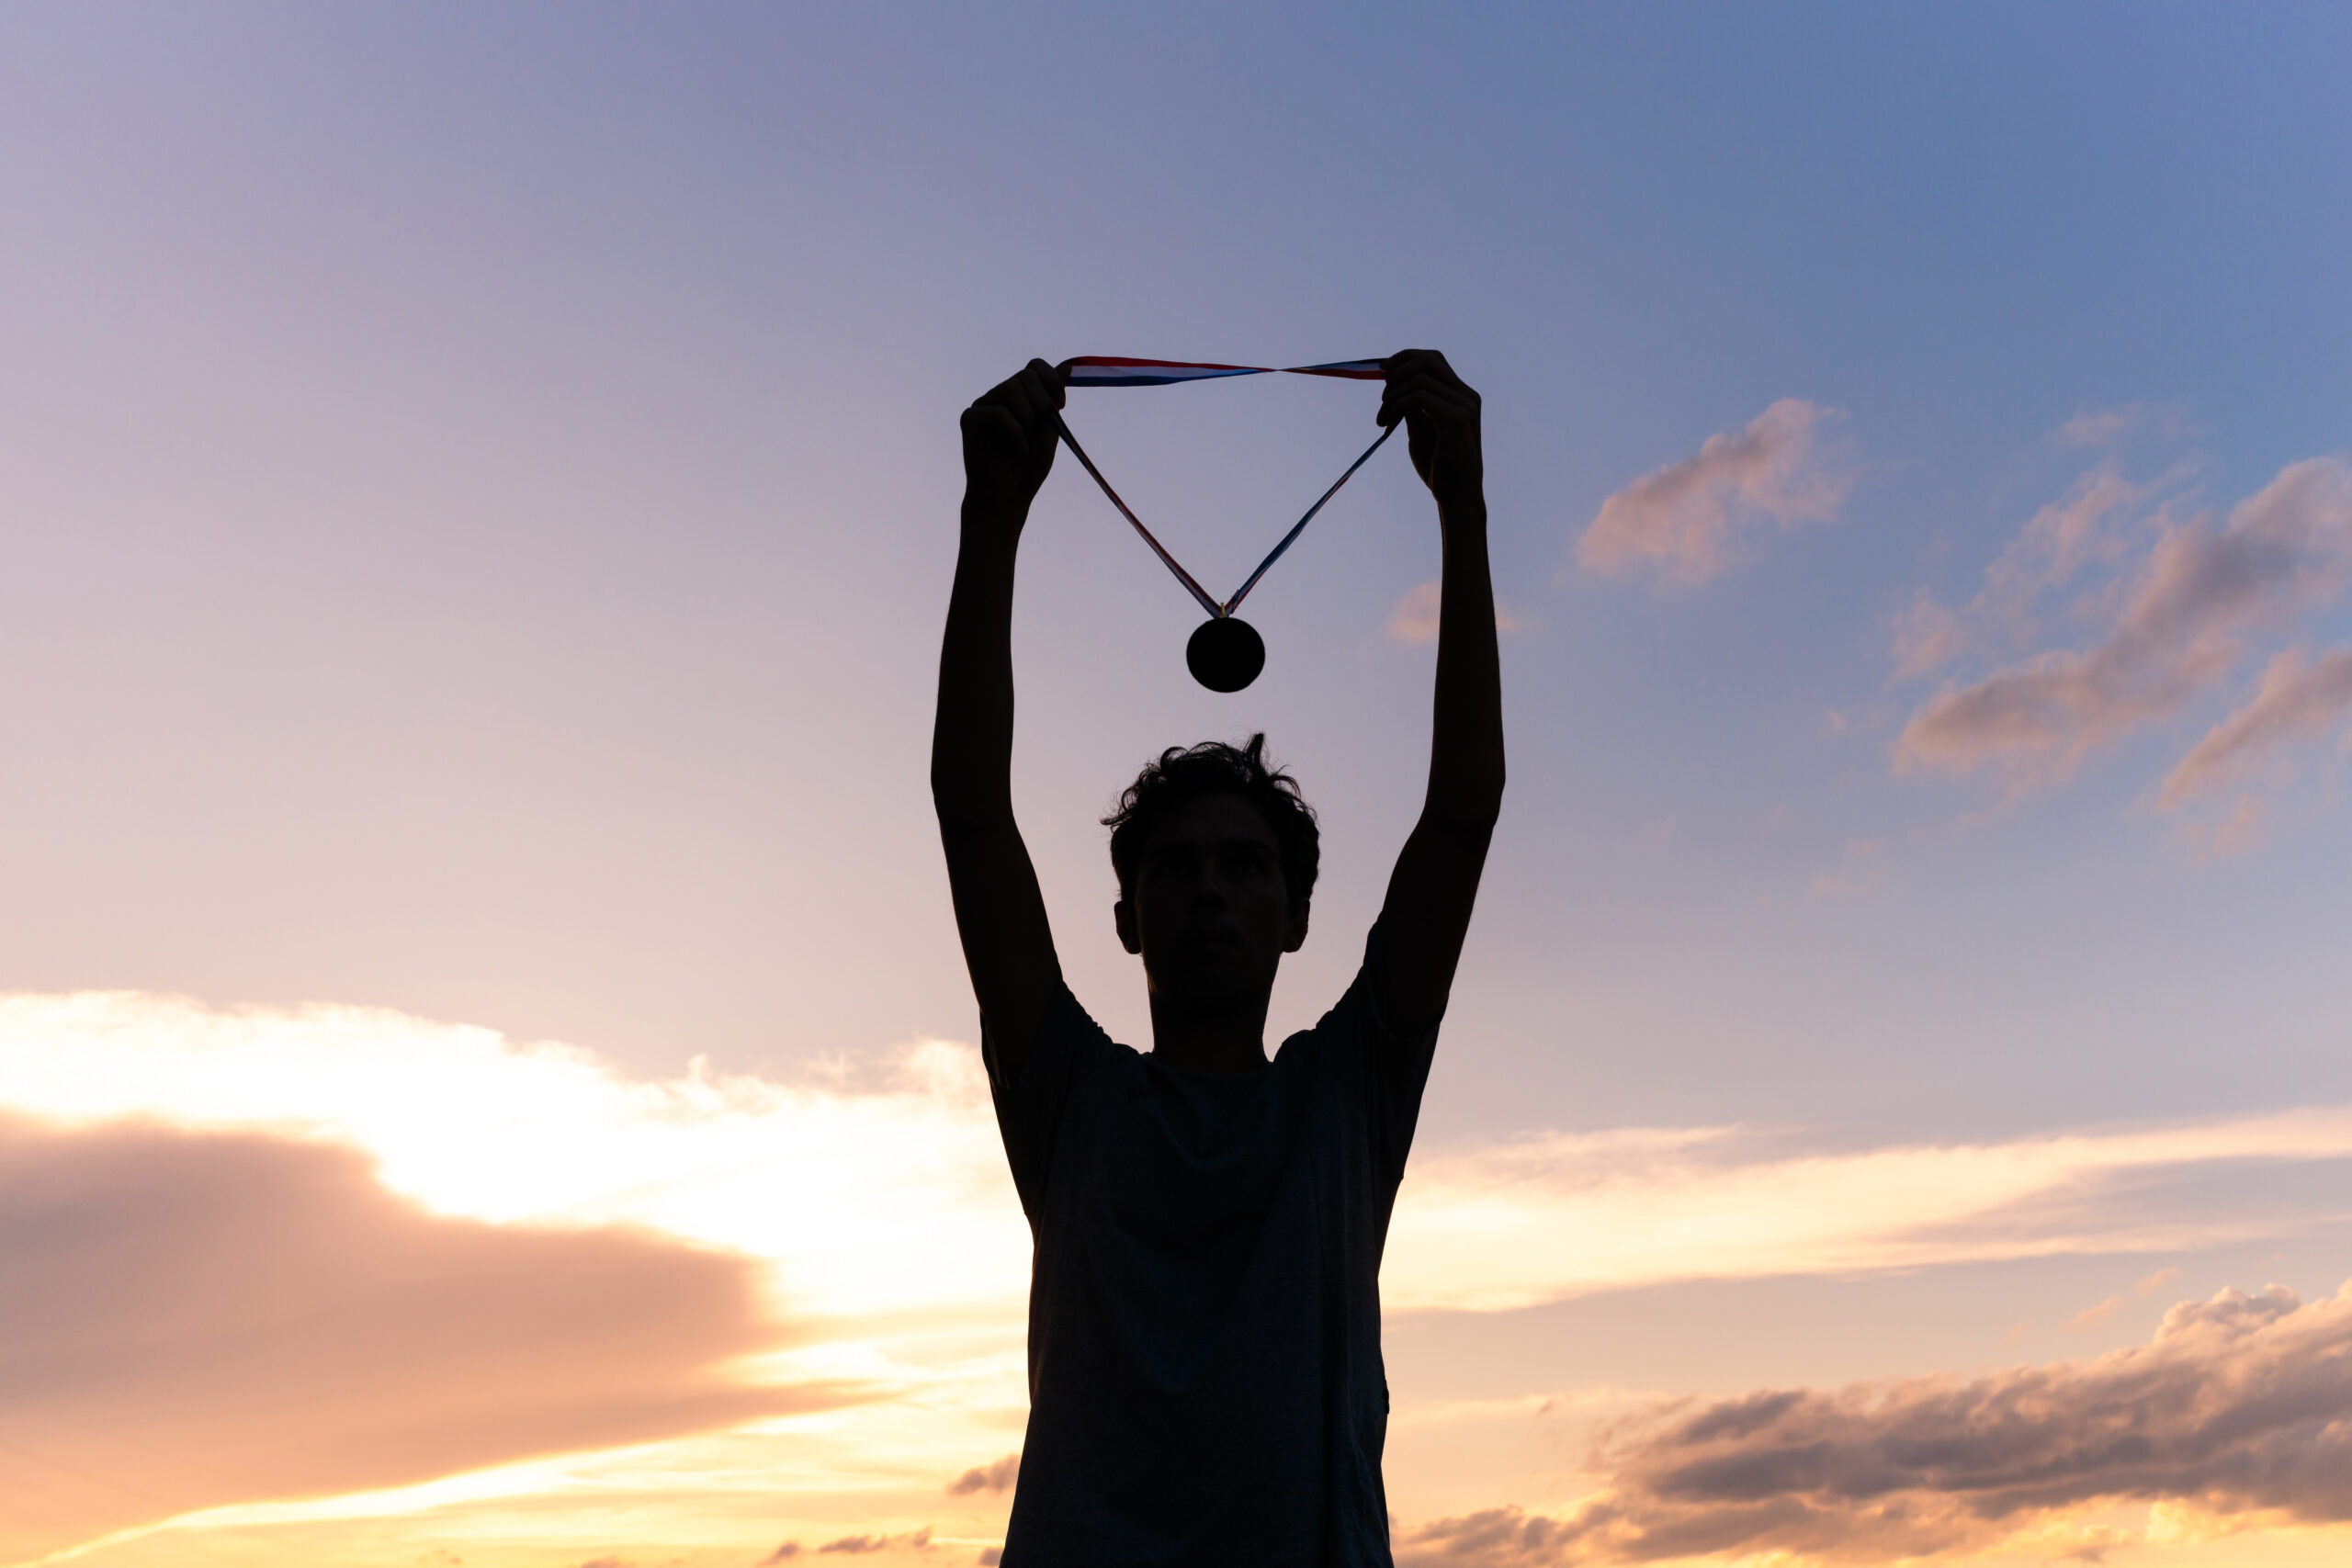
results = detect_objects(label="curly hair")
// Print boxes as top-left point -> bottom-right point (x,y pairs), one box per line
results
1103,733 -> 1319,904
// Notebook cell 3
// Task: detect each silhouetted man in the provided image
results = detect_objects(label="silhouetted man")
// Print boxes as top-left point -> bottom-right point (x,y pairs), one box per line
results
933,352 -> 1502,1566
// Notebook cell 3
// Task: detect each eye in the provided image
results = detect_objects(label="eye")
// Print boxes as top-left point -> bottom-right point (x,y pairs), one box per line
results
1144,847 -> 1199,884
1226,844 -> 1276,878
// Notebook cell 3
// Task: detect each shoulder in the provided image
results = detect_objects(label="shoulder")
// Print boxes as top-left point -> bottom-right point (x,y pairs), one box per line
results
1323,925 -> 1445,1044
984,974 -> 1132,1096
1279,927 -> 1443,1112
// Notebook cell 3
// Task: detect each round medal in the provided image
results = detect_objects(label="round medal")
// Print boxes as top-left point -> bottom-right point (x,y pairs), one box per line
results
1185,616 -> 1266,693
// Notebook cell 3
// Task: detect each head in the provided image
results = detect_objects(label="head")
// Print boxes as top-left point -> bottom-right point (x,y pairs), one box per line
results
1105,735 -> 1318,1021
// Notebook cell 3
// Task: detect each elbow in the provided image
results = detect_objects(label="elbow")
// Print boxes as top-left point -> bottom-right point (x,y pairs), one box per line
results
1432,789 -> 1504,838
1458,797 -> 1507,836
1430,761 -> 1505,835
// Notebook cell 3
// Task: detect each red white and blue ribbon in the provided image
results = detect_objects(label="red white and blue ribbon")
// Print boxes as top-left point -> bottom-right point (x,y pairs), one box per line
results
1053,355 -> 1394,618
1065,355 -> 1386,388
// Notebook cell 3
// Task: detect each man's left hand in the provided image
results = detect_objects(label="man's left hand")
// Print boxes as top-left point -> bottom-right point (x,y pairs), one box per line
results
1378,350 -> 1484,513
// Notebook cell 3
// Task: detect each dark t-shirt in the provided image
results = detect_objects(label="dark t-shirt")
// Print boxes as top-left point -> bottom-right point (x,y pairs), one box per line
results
983,933 -> 1441,1567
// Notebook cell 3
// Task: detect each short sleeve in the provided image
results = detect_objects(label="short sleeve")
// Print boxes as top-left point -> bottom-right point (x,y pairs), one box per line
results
982,976 -> 1119,1222
1325,923 -> 1444,1187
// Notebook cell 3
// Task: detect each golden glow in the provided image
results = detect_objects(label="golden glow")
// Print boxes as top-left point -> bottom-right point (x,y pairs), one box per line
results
9,992 -> 2352,1566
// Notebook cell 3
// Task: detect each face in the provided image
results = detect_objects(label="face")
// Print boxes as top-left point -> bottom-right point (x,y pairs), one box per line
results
1114,793 -> 1309,1017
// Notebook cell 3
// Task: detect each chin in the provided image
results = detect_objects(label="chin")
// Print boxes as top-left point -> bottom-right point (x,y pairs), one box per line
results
1162,969 -> 1270,1015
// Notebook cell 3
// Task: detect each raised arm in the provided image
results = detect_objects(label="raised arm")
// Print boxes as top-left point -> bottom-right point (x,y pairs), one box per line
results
1371,350 -> 1506,1036
933,358 -> 1067,1077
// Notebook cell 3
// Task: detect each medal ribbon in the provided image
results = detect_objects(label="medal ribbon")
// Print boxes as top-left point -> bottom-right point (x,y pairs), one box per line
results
1052,356 -> 1396,618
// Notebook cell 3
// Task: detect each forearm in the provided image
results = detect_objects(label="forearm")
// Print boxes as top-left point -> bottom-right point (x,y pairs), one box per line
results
933,362 -> 1064,1058
931,502 -> 1023,827
1425,492 -> 1506,829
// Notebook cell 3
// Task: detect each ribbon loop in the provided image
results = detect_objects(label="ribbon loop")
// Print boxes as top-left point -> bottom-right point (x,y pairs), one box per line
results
1054,356 -> 1393,617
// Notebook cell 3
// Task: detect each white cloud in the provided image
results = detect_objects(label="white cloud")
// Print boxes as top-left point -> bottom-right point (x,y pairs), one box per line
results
0,990 -> 1030,1322
1577,400 -> 1852,583
1383,1110 -> 2352,1314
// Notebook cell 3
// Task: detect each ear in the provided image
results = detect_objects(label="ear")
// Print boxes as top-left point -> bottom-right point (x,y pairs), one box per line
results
1114,897 -> 1141,955
1283,898 -> 1311,954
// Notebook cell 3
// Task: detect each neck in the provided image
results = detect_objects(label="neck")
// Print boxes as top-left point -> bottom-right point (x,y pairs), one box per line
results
1147,995 -> 1271,1074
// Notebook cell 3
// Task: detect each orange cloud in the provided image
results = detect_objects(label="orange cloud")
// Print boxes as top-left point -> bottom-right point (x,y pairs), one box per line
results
0,1115 -> 842,1566
948,1454 -> 1022,1495
830,1528 -> 933,1552
1577,400 -> 1852,583
1397,1281 -> 2352,1564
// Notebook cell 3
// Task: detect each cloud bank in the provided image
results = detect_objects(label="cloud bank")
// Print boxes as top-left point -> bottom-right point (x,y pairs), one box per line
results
0,989 -> 1033,1322
11,992 -> 2352,1560
0,1115 -> 817,1564
1398,1280 -> 2352,1565
1577,400 -> 1852,583
9,992 -> 2352,1328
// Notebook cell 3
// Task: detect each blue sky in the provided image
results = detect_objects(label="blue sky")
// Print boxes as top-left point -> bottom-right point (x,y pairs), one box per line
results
9,4 -> 2346,1123
5,8 -> 2352,1563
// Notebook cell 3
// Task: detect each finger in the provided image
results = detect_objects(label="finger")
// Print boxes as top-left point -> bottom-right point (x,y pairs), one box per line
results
1005,375 -> 1053,432
1383,355 -> 1473,406
1381,373 -> 1477,409
960,403 -> 1022,444
1380,380 -> 1479,421
1019,359 -> 1064,411
1379,384 -> 1478,428
992,381 -> 1034,433
1383,365 -> 1477,401
1023,361 -> 1071,421
1028,358 -> 1069,406
970,371 -> 1026,416
1383,348 -> 1453,381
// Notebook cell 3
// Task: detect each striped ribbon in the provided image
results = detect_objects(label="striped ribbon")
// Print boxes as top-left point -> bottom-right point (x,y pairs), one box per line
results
1053,356 -> 1394,618
1066,355 -> 1386,388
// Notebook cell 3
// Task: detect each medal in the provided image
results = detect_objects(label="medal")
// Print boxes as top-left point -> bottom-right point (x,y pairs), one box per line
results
1052,356 -> 1396,693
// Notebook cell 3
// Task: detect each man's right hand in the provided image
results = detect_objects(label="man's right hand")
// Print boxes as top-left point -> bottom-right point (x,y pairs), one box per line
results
960,358 -> 1066,524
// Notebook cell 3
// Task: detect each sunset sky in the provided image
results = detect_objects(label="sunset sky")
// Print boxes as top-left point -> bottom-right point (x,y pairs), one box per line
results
5,6 -> 2351,1566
